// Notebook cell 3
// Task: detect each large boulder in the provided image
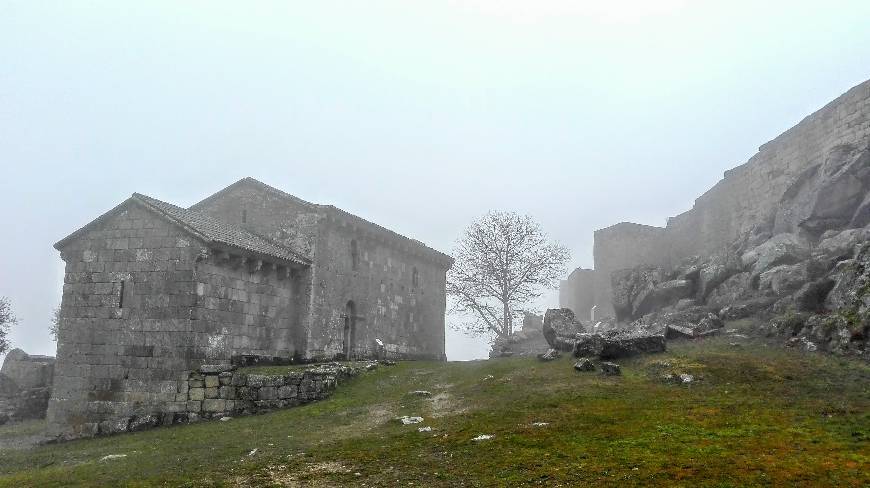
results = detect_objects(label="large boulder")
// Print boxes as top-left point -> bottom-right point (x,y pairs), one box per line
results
611,266 -> 666,322
741,233 -> 810,274
773,145 -> 870,236
611,266 -> 696,322
698,253 -> 743,300
758,262 -> 811,297
572,331 -> 665,359
705,272 -> 753,310
634,280 -> 695,318
542,309 -> 585,352
816,228 -> 870,260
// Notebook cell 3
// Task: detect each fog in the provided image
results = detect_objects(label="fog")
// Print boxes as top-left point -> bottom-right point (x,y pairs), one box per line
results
1,1 -> 869,361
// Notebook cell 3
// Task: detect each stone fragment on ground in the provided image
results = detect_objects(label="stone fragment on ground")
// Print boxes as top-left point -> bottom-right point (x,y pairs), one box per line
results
409,390 -> 431,397
573,358 -> 596,372
418,426 -> 432,432
99,454 -> 128,462
531,422 -> 550,427
537,349 -> 561,361
472,434 -> 494,441
398,416 -> 424,425
600,362 -> 621,375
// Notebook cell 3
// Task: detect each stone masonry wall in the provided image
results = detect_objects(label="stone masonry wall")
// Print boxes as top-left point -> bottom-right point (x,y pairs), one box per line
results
306,219 -> 448,360
192,182 -> 450,361
181,363 -> 361,421
49,202 -> 204,438
666,80 -> 870,259
192,255 -> 304,360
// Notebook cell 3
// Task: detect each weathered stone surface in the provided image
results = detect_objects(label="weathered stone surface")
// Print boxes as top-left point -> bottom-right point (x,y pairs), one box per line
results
198,364 -> 236,374
794,279 -> 837,312
611,266 -> 666,322
542,309 -> 585,352
573,358 -> 596,372
706,272 -> 753,311
537,349 -> 561,361
742,233 -> 810,274
489,313 -> 549,358
600,362 -> 621,375
0,349 -> 54,391
598,333 -> 666,359
573,333 -> 606,357
758,262 -> 811,296
204,376 -> 220,388
817,228 -> 870,259
665,325 -> 696,340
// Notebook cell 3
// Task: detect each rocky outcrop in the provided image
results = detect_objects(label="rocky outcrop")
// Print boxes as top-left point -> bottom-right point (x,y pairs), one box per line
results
0,349 -> 55,423
489,313 -> 549,358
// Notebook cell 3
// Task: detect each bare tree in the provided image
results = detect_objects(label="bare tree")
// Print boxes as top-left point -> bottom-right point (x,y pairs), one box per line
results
0,297 -> 16,355
447,211 -> 570,340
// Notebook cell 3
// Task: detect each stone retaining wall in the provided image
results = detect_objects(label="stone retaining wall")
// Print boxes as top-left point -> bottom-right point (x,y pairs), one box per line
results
184,363 -> 361,421
93,362 -> 371,435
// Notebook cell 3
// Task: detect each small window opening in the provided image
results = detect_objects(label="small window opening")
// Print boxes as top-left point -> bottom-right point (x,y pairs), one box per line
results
412,267 -> 419,288
242,209 -> 247,224
350,239 -> 359,271
118,280 -> 126,309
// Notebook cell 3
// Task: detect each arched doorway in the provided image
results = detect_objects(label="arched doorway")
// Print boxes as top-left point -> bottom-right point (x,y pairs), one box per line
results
343,300 -> 356,360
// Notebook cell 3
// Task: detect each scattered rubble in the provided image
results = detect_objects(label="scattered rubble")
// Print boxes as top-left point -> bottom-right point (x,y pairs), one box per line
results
418,426 -> 432,432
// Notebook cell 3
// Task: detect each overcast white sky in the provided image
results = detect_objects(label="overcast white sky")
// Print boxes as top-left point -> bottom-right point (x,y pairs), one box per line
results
2,1 -> 869,361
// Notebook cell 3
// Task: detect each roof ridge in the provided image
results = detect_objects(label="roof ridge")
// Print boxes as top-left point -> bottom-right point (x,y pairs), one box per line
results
132,192 -> 311,265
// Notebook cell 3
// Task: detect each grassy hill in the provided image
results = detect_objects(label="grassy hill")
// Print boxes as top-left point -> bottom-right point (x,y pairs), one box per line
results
1,337 -> 868,487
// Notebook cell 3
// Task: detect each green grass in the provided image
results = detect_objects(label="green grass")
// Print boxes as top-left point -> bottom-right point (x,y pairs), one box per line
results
1,338 -> 868,487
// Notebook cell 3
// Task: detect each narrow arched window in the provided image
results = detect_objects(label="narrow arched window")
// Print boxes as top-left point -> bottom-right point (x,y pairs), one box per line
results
350,239 -> 359,271
241,209 -> 247,224
412,267 -> 419,288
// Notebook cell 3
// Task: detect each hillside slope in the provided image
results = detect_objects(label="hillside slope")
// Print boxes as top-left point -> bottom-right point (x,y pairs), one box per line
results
1,336 -> 868,487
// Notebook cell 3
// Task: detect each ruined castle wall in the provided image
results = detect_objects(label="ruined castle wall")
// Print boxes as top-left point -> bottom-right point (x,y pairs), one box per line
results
664,79 -> 870,258
588,79 -> 870,317
559,268 -> 596,321
305,219 -> 448,360
593,223 -> 671,317
49,203 -> 203,437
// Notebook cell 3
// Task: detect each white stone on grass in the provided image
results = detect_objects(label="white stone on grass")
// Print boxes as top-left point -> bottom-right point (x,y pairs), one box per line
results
398,416 -> 424,425
418,426 -> 432,432
472,434 -> 494,441
531,422 -> 550,427
99,454 -> 127,462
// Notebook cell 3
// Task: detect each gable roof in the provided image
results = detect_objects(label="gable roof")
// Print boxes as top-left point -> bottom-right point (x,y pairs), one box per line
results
192,177 -> 454,268
55,193 -> 311,266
